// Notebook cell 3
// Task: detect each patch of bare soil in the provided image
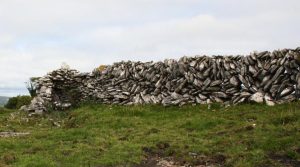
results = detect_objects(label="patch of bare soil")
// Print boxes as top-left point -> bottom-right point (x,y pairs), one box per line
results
136,155 -> 225,167
269,153 -> 300,167
135,142 -> 225,167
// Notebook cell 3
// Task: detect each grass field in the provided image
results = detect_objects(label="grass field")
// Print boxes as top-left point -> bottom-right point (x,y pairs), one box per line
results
0,102 -> 299,167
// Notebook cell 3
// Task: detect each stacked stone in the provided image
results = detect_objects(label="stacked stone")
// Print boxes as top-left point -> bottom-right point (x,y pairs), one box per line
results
26,47 -> 300,113
24,67 -> 87,113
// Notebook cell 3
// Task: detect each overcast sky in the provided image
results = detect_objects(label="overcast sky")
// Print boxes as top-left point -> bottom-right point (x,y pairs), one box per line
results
0,0 -> 300,96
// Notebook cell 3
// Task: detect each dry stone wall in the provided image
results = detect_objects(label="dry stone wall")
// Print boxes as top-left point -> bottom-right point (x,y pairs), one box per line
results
25,48 -> 300,113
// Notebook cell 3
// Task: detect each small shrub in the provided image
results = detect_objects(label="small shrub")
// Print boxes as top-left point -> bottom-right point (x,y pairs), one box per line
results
97,65 -> 107,72
26,77 -> 40,97
5,95 -> 32,109
4,97 -> 18,109
92,65 -> 107,75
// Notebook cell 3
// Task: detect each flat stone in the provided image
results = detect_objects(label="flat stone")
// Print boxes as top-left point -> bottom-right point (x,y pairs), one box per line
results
264,94 -> 275,106
249,92 -> 264,103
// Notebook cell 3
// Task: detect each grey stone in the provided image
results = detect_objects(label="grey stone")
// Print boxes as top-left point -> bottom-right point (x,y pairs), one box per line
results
25,47 -> 300,113
249,92 -> 264,103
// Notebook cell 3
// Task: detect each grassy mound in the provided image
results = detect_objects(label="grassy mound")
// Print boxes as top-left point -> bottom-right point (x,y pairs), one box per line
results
0,103 -> 299,167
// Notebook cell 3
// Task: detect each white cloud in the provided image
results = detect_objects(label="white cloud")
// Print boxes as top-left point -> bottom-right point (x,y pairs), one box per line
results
0,0 -> 300,96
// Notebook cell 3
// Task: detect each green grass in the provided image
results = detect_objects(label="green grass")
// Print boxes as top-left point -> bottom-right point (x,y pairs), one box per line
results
0,102 -> 300,167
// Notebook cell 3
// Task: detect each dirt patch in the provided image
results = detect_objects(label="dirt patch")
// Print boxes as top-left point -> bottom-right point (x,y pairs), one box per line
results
141,142 -> 174,157
135,155 -> 225,167
269,153 -> 300,167
136,143 -> 226,167
134,156 -> 160,167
